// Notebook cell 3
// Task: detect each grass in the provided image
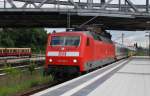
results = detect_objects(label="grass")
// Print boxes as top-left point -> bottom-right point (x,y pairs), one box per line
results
136,52 -> 148,56
0,66 -> 53,96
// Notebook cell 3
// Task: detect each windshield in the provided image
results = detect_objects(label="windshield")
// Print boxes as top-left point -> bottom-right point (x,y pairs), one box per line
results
51,36 -> 80,46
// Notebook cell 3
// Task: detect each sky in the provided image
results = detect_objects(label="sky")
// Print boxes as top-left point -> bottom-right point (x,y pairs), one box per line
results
110,30 -> 149,48
0,0 -> 149,48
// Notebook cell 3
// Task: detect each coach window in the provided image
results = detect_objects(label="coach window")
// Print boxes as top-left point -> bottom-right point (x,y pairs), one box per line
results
86,38 -> 90,46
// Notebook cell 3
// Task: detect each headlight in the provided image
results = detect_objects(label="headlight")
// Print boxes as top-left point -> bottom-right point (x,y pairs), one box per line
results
73,59 -> 77,63
49,59 -> 52,62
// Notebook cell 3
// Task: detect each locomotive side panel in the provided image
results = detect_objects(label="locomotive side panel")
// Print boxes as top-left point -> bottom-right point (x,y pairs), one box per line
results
82,38 -> 115,72
81,36 -> 95,71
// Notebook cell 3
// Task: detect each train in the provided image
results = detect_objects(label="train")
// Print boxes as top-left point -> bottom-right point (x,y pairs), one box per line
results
44,29 -> 136,78
0,48 -> 31,57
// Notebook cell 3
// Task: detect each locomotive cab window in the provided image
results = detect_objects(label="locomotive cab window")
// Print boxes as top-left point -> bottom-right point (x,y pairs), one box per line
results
51,36 -> 80,46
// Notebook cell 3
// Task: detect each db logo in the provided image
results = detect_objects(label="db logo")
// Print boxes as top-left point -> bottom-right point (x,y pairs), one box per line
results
61,47 -> 65,50
59,52 -> 66,56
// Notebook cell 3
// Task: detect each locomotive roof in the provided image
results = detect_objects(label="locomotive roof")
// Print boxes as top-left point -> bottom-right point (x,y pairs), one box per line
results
51,31 -> 89,34
50,31 -> 93,37
50,31 -> 113,44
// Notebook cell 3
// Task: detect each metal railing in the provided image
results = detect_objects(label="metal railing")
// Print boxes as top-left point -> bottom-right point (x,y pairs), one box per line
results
0,0 -> 149,11
0,0 -> 150,18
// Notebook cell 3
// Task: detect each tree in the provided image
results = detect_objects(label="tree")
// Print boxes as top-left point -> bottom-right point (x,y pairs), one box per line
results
0,28 -> 47,53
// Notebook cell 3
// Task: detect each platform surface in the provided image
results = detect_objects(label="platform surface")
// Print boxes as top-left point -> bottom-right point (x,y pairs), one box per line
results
32,56 -> 150,96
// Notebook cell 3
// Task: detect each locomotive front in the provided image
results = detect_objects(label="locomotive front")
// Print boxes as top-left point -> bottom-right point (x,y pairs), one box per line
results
44,32 -> 84,77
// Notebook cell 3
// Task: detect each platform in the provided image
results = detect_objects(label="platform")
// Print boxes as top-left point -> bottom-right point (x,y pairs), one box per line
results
32,56 -> 150,96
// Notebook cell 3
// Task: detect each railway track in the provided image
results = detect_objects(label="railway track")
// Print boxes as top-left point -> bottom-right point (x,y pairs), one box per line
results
0,56 -> 45,62
18,79 -> 69,96
0,66 -> 43,76
0,57 -> 45,76
0,57 -> 45,66
0,54 -> 45,60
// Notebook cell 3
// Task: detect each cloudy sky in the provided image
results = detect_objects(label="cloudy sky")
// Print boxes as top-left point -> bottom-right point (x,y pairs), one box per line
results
110,30 -> 149,48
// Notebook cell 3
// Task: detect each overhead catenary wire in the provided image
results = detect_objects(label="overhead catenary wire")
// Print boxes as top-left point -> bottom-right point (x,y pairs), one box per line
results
79,16 -> 98,28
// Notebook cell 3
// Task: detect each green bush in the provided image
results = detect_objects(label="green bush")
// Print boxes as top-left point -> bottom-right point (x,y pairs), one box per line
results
3,65 -> 21,78
28,62 -> 36,75
0,69 -> 52,96
30,80 -> 39,87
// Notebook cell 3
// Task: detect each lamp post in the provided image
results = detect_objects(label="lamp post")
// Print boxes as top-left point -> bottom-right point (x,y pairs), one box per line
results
146,0 -> 149,12
4,0 -> 6,8
122,33 -> 124,45
146,21 -> 150,56
145,32 -> 150,56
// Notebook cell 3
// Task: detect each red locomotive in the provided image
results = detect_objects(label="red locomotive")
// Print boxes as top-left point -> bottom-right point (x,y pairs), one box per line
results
44,30 -> 132,78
